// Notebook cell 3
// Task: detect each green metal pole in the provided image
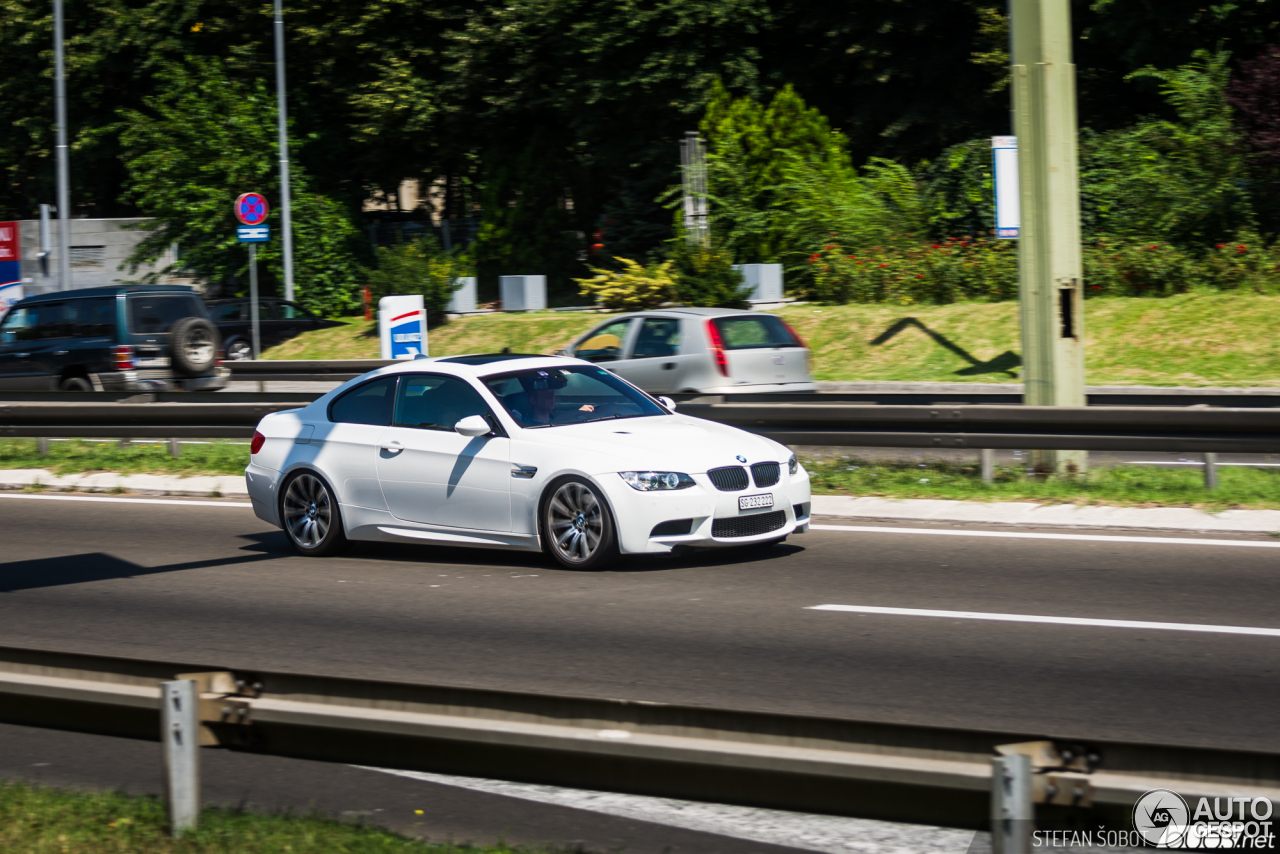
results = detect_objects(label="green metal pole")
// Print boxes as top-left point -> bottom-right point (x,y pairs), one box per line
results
1011,0 -> 1087,476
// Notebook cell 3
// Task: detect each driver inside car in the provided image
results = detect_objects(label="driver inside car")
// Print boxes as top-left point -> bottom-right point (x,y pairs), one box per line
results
509,370 -> 596,426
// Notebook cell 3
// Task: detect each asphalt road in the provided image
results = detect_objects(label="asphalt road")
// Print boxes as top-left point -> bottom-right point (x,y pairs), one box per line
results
1,493 -> 1278,755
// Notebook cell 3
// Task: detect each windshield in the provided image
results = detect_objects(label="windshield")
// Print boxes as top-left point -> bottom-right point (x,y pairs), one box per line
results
483,365 -> 664,428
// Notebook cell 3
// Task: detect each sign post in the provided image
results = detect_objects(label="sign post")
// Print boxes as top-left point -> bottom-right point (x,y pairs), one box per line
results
378,294 -> 426,359
1011,0 -> 1087,475
235,194 -> 271,359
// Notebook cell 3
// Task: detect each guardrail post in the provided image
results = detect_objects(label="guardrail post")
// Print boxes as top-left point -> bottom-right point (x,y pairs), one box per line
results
991,753 -> 1032,854
161,679 -> 200,836
981,448 -> 995,484
1203,452 -> 1219,490
37,438 -> 49,455
168,438 -> 181,458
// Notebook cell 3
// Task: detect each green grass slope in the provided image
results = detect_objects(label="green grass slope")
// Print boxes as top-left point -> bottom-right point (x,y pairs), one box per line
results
263,293 -> 1280,387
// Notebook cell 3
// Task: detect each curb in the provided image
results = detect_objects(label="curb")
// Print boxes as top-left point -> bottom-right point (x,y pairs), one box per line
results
0,469 -> 248,498
811,495 -> 1280,535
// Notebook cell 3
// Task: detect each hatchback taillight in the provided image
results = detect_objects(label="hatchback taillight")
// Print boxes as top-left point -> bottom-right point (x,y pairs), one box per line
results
250,431 -> 265,455
113,345 -> 135,370
780,317 -> 806,349
705,319 -> 730,378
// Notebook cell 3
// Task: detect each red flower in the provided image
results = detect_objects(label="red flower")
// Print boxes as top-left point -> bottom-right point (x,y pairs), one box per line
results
931,244 -> 942,249
1148,245 -> 1158,250
808,254 -> 819,263
1238,245 -> 1248,252
1216,244 -> 1226,249
916,273 -> 924,278
824,245 -> 835,250
879,263 -> 888,268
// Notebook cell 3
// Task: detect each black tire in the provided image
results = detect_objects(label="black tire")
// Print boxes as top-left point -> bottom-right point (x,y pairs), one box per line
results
226,339 -> 253,361
59,376 -> 92,392
169,317 -> 221,376
541,476 -> 619,570
280,471 -> 348,556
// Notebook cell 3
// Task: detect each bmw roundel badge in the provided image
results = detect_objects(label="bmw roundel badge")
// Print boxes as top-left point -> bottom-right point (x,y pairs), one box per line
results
736,455 -> 747,463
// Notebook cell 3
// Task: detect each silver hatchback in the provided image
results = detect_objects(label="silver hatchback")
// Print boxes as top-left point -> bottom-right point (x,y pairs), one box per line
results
563,307 -> 816,394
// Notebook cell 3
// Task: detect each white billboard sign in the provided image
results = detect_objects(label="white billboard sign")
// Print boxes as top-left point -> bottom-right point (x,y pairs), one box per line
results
992,136 -> 1020,239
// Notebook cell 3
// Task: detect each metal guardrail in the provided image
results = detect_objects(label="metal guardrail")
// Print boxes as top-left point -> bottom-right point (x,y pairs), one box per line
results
227,359 -> 396,383
2,643 -> 1279,832
0,398 -> 1276,453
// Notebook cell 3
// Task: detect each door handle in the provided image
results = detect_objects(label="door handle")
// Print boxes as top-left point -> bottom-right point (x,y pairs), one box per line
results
53,350 -> 68,356
14,353 -> 29,358
662,362 -> 676,370
380,440 -> 403,453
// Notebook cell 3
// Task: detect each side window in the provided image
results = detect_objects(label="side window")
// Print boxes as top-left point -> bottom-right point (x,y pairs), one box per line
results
394,374 -> 493,431
212,303 -> 245,322
0,307 -> 37,343
277,302 -> 309,320
574,319 -> 632,363
632,318 -> 681,359
70,298 -> 116,338
256,301 -> 276,320
129,295 -> 195,334
328,376 -> 398,426
34,303 -> 68,339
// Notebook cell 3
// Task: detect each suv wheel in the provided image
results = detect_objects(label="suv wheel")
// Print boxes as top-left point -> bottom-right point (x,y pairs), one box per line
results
170,317 -> 220,376
59,376 -> 91,392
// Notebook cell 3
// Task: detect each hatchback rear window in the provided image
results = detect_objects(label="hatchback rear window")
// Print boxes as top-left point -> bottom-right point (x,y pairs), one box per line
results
129,295 -> 199,334
712,316 -> 799,350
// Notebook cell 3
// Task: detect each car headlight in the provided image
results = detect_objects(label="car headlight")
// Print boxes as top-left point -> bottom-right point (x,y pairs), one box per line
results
788,454 -> 799,475
619,471 -> 696,491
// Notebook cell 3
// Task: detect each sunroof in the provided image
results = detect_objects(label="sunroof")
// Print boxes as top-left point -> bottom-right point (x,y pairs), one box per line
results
437,353 -> 550,365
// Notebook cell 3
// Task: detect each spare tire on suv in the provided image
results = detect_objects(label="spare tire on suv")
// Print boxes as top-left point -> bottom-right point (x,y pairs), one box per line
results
169,316 -> 221,376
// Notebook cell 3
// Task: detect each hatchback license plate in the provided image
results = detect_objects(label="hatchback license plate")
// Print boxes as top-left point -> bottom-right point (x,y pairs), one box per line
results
739,494 -> 774,511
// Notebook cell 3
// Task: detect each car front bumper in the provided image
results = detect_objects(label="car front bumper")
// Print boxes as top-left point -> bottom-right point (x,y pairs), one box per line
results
596,468 -> 812,555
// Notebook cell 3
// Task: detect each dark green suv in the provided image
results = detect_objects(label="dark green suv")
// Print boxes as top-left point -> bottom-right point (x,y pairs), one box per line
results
0,285 -> 230,391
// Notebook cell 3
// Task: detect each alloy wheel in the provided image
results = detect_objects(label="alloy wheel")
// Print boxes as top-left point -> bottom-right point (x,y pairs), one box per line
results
547,482 -> 604,564
283,474 -> 332,549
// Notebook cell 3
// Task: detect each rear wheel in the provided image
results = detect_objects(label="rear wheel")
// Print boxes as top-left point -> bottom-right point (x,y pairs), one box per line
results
170,317 -> 220,376
59,376 -> 91,392
226,339 -> 252,361
281,472 -> 348,556
542,477 -> 619,570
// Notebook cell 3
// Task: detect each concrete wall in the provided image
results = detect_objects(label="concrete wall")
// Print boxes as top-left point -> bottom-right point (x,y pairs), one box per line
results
18,218 -> 200,296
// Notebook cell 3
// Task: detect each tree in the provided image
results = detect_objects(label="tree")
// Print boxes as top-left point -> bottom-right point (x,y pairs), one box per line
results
119,57 -> 366,315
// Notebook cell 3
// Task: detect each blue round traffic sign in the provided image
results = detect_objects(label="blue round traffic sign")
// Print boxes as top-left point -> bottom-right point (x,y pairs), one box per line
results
234,192 -> 269,226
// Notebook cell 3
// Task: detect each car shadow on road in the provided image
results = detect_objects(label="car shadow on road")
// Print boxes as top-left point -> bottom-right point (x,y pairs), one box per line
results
0,550 -> 279,593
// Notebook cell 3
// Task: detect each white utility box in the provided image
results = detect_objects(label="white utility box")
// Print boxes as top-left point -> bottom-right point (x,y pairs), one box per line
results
500,275 -> 546,312
448,277 -> 478,313
733,263 -> 783,303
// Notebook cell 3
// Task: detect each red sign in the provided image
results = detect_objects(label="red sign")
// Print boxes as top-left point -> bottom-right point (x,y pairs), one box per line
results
234,193 -> 269,226
0,221 -> 17,262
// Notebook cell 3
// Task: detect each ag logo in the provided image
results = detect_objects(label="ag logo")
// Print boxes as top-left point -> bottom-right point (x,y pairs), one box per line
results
1134,788 -> 1189,847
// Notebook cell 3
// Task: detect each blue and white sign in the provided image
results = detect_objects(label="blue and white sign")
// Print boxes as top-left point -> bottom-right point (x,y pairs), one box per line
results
379,294 -> 426,359
992,136 -> 1019,239
237,224 -> 271,243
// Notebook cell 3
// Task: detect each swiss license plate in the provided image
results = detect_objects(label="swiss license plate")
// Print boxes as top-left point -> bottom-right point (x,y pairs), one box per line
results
738,493 -> 774,511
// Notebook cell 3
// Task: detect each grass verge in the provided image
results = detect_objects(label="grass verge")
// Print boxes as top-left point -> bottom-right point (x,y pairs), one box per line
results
264,293 -> 1280,387
0,780 -> 547,854
801,454 -> 1280,512
0,440 -> 248,477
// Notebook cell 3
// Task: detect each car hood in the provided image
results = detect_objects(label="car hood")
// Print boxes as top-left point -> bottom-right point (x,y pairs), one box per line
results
522,415 -> 789,474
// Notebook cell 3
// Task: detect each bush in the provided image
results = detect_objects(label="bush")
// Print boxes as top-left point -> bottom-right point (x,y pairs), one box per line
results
670,241 -> 752,307
367,238 -> 471,324
574,257 -> 675,310
807,237 -> 1017,305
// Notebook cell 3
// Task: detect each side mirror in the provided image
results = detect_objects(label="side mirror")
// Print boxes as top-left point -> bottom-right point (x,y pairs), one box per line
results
658,396 -> 677,411
455,415 -> 491,438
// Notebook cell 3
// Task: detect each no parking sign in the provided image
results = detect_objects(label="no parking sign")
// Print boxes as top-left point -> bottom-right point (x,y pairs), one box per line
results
234,193 -> 270,226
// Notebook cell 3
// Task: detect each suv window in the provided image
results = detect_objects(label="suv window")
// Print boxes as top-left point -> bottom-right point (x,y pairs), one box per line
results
329,376 -> 398,425
632,318 -> 680,358
0,306 -> 38,343
33,302 -> 69,339
574,319 -> 632,363
129,295 -> 200,334
211,302 -> 245,322
393,374 -> 493,431
68,297 -> 116,338
712,315 -> 800,350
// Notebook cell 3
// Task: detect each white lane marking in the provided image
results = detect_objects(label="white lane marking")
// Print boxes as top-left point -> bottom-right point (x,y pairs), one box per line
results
0,493 -> 252,508
810,524 -> 1280,549
808,604 -> 1280,638
360,766 -> 977,854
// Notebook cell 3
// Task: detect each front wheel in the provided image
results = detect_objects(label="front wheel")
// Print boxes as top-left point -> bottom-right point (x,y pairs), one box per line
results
542,477 -> 619,570
281,472 -> 348,556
